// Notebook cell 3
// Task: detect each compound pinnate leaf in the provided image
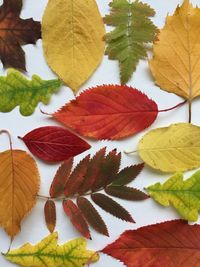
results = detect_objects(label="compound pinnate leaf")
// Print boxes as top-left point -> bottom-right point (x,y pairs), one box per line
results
42,0 -> 105,94
0,69 -> 62,116
5,232 -> 99,267
138,123 -> 200,173
19,126 -> 91,163
147,170 -> 200,222
44,200 -> 56,233
0,149 -> 40,239
53,85 -> 158,140
102,220 -> 200,267
104,0 -> 157,84
63,200 -> 91,240
0,0 -> 41,70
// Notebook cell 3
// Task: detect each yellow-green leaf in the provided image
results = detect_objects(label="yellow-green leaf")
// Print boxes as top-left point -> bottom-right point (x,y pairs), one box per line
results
5,232 -> 99,267
42,0 -> 105,94
146,170 -> 200,221
138,123 -> 200,173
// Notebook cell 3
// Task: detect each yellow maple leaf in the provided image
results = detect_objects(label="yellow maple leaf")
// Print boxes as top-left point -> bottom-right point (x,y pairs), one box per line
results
42,0 -> 105,94
5,232 -> 99,267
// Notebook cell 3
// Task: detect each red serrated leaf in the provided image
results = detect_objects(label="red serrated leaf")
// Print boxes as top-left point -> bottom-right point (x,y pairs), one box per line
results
64,155 -> 90,197
18,126 -> 91,162
53,85 -> 158,140
44,200 -> 56,233
77,197 -> 109,236
50,158 -> 73,198
105,186 -> 149,201
0,0 -> 41,70
91,193 -> 135,223
102,220 -> 200,267
63,199 -> 91,239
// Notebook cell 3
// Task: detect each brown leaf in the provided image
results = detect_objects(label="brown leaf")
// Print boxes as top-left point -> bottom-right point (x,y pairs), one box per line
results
44,200 -> 56,233
62,200 -> 91,239
77,197 -> 109,237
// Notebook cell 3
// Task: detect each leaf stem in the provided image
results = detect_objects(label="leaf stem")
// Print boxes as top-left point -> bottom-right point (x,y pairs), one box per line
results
158,100 -> 187,113
188,100 -> 192,123
0,130 -> 13,150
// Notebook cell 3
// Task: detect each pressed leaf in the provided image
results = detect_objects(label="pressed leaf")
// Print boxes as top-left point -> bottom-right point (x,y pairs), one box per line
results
5,232 -> 99,267
63,200 -> 91,239
102,220 -> 200,267
77,197 -> 109,237
147,170 -> 200,222
0,0 -> 41,70
105,186 -> 149,201
111,163 -> 144,186
42,0 -> 105,93
44,200 -> 56,233
91,193 -> 134,222
104,0 -> 157,84
149,0 -> 200,101
53,85 -> 158,140
0,69 -> 61,116
50,158 -> 73,198
138,123 -> 200,172
0,150 -> 40,239
19,126 -> 91,163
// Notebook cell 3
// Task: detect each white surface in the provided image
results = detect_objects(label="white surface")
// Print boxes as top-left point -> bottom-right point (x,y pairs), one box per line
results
0,0 -> 200,266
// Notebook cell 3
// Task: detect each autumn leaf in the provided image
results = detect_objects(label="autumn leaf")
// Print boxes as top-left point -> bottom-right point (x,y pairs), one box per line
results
44,200 -> 56,233
19,126 -> 91,162
149,0 -> 200,122
102,220 -> 200,267
0,0 -> 41,70
0,69 -> 61,116
104,0 -> 157,84
42,0 -> 105,94
138,123 -> 200,173
147,170 -> 200,221
5,232 -> 99,267
48,148 -> 148,238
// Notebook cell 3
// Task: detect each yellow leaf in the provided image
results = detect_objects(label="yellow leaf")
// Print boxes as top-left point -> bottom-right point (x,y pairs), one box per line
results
149,0 -> 200,100
138,123 -> 200,173
42,0 -> 105,94
0,150 -> 40,239
5,232 -> 99,267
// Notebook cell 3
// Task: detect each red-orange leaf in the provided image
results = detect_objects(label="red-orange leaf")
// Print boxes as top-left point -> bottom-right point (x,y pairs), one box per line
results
0,0 -> 41,70
50,158 -> 73,198
102,220 -> 200,267
44,200 -> 56,233
63,200 -> 91,240
77,197 -> 109,237
53,85 -> 158,140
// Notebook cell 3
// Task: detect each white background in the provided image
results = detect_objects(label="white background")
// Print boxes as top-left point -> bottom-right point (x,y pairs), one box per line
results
0,0 -> 200,266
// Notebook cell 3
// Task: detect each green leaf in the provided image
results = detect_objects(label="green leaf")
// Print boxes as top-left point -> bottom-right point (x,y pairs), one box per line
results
104,0 -> 157,84
5,232 -> 99,267
146,170 -> 200,221
0,69 -> 62,116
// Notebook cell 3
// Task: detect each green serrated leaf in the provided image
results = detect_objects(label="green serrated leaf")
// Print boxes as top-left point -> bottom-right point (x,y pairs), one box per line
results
147,171 -> 200,221
0,69 -> 62,116
104,0 -> 157,84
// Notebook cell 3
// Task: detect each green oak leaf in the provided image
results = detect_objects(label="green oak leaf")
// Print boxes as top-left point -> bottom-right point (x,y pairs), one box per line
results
146,171 -> 200,221
104,0 -> 157,84
0,69 -> 62,116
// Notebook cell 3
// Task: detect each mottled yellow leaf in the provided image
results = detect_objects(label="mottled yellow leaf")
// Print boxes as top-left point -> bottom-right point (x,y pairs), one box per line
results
0,150 -> 40,239
42,0 -> 105,94
149,0 -> 200,100
5,232 -> 99,267
138,123 -> 200,173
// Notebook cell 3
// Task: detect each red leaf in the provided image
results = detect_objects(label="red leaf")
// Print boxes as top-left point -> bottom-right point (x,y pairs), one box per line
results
77,197 -> 109,236
44,200 -> 56,233
63,199 -> 91,239
18,126 -> 91,163
50,158 -> 73,198
0,0 -> 41,70
53,85 -> 158,140
102,220 -> 200,267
